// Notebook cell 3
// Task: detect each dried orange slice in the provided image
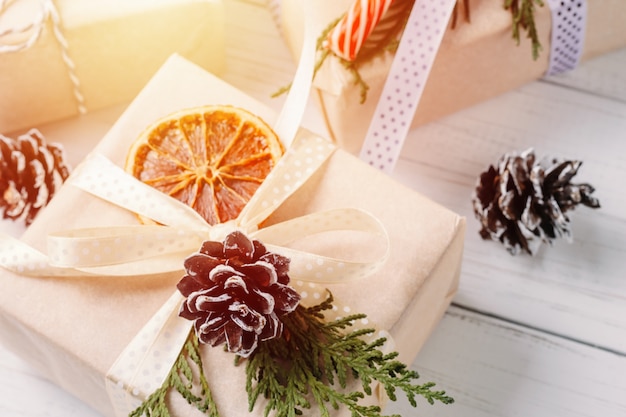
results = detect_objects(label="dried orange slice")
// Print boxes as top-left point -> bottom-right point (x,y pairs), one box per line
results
125,105 -> 284,225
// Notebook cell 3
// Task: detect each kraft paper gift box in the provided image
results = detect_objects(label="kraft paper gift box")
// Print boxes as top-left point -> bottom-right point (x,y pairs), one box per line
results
279,0 -> 626,154
0,54 -> 465,417
0,0 -> 225,135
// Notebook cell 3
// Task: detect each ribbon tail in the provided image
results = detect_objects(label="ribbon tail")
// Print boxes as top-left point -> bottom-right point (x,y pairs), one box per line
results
272,0 -> 317,148
47,225 -> 203,276
237,132 -> 336,228
359,0 -> 457,173
106,291 -> 190,417
0,232 -> 84,277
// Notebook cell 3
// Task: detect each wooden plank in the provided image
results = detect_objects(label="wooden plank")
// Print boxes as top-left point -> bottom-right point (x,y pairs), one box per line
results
544,48 -> 626,102
386,306 -> 626,417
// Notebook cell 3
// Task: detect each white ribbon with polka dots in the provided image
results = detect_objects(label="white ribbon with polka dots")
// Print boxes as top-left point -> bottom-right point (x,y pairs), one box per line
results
358,0 -> 456,174
545,0 -> 587,76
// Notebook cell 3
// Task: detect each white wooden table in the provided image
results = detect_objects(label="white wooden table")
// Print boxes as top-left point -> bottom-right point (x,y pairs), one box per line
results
2,1 -> 625,416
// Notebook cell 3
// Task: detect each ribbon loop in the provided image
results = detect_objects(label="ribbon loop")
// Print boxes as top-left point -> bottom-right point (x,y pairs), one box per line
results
257,207 -> 389,283
47,225 -> 203,268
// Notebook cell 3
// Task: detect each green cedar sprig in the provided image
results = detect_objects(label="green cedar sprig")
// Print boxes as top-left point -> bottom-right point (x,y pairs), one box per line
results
130,331 -> 219,417
243,292 -> 454,417
131,292 -> 453,417
504,0 -> 545,60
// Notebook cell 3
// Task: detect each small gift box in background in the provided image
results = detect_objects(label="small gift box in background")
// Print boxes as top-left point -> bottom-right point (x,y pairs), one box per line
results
278,0 -> 626,155
0,54 -> 464,416
0,0 -> 225,135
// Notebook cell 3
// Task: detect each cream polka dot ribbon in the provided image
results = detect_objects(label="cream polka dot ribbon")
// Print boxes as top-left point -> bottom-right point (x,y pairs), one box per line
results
358,0 -> 457,173
0,0 -> 86,113
545,0 -> 587,75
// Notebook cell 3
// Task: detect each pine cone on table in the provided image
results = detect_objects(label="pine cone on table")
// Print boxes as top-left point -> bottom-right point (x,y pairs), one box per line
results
472,148 -> 600,255
0,129 -> 71,226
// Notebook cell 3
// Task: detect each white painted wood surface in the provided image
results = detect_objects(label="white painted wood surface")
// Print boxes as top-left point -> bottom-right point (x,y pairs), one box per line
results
1,1 -> 625,416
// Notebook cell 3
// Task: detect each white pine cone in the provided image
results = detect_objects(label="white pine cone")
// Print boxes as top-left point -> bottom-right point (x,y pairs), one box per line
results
0,129 -> 71,226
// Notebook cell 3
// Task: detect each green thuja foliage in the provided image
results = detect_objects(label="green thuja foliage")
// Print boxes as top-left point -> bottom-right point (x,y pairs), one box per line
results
130,331 -> 219,417
244,293 -> 454,417
504,0 -> 545,60
133,293 -> 453,417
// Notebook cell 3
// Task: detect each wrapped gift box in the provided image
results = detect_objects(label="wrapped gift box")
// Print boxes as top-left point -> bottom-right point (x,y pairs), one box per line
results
279,0 -> 626,154
0,0 -> 225,135
0,54 -> 465,416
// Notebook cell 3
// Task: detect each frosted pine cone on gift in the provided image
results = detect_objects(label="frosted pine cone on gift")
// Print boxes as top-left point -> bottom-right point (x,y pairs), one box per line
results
0,129 -> 71,226
472,148 -> 600,255
177,230 -> 301,358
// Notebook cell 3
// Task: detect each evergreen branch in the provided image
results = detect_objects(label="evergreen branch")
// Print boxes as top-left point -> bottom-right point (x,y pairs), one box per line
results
244,292 -> 454,417
130,331 -> 219,417
504,0 -> 545,60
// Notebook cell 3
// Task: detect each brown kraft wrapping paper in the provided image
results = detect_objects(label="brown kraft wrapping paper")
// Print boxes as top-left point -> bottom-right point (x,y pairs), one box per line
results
0,54 -> 465,417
